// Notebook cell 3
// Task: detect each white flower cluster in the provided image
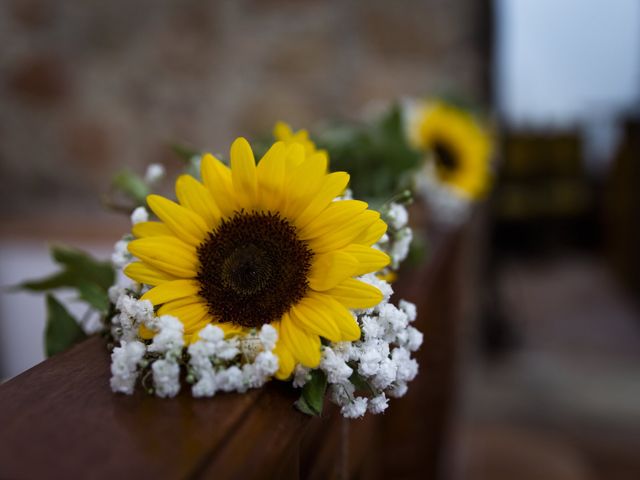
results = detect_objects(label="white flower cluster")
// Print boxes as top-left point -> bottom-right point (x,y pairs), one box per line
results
148,315 -> 184,398
415,162 -> 471,226
379,202 -> 413,269
111,238 -> 132,270
108,291 -> 153,342
110,340 -> 146,394
187,324 -> 279,397
107,282 -> 280,398
130,206 -> 149,225
295,275 -> 422,419
108,287 -> 187,398
112,206 -> 151,269
144,163 -> 165,184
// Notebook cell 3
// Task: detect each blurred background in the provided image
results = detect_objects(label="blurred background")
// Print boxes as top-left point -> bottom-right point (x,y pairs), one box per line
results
1,0 -> 639,479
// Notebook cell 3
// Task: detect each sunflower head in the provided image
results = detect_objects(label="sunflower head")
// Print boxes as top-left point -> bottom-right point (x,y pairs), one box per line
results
409,101 -> 492,200
125,138 -> 389,379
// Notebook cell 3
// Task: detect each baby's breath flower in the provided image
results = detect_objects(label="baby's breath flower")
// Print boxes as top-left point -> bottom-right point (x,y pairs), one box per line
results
320,347 -> 353,384
386,203 -> 409,230
341,397 -> 368,419
130,206 -> 149,225
147,315 -> 184,354
110,340 -> 146,395
292,365 -> 311,388
368,394 -> 389,414
144,163 -> 165,184
152,358 -> 181,398
111,239 -> 131,269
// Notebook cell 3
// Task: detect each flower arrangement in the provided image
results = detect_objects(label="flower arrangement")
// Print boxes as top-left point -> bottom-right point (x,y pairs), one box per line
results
20,96 -> 492,417
21,125 -> 421,419
108,136 -> 421,416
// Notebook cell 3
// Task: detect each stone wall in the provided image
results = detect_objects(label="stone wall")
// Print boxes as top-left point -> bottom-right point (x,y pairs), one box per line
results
0,0 -> 490,219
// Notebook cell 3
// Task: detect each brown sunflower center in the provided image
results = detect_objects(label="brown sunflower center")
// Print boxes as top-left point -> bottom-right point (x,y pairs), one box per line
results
433,140 -> 458,174
196,211 -> 313,328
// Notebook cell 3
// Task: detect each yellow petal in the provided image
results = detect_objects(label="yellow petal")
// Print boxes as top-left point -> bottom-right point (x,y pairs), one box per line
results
256,141 -> 286,211
299,200 -> 368,240
230,137 -> 258,209
124,262 -> 177,286
340,245 -> 390,275
294,172 -> 350,230
273,322 -> 295,380
289,296 -> 341,342
141,279 -> 201,306
132,221 -> 173,238
273,121 -> 293,140
307,210 -> 380,254
185,321 -> 243,345
308,251 -> 358,291
157,298 -> 209,327
309,291 -> 361,341
280,312 -> 321,368
353,218 -> 388,246
183,316 -> 214,335
139,324 -> 156,340
175,175 -> 220,228
325,278 -> 383,310
147,194 -> 209,246
128,236 -> 198,278
281,153 -> 327,219
201,153 -> 238,217
283,143 -> 305,171
216,322 -> 245,337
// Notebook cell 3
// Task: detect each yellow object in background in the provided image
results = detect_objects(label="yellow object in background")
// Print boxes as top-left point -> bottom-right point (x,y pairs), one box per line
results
273,121 -> 327,161
409,101 -> 493,201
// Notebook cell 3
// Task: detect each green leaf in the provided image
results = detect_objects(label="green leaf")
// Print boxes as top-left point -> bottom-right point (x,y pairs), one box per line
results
77,283 -> 110,313
298,369 -> 327,416
315,103 -> 422,201
16,270 -> 84,291
51,245 -> 114,291
294,396 -> 318,416
45,294 -> 87,357
349,371 -> 374,395
112,169 -> 149,205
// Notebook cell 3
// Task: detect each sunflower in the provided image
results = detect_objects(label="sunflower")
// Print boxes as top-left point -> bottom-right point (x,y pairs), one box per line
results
409,101 -> 492,200
273,121 -> 327,159
125,138 -> 389,379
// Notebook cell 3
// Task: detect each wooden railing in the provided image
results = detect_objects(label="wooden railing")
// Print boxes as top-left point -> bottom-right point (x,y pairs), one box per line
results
0,216 -> 474,479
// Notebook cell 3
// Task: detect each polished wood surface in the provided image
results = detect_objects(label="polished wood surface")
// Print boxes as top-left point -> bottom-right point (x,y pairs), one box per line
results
0,219 -> 472,479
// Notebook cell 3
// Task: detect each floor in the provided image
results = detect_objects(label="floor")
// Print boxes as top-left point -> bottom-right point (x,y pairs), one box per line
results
452,253 -> 640,480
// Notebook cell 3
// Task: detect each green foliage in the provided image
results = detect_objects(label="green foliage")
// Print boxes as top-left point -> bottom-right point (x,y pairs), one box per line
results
50,245 -> 114,291
18,245 -> 114,294
77,283 -> 111,313
315,104 -> 422,202
112,169 -> 150,206
44,294 -> 87,357
18,270 -> 83,291
349,370 -> 374,395
295,370 -> 328,416
18,245 -> 114,356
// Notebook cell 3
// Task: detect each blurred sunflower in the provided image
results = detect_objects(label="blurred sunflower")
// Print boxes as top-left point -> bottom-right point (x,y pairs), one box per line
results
409,101 -> 492,200
125,138 -> 389,379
